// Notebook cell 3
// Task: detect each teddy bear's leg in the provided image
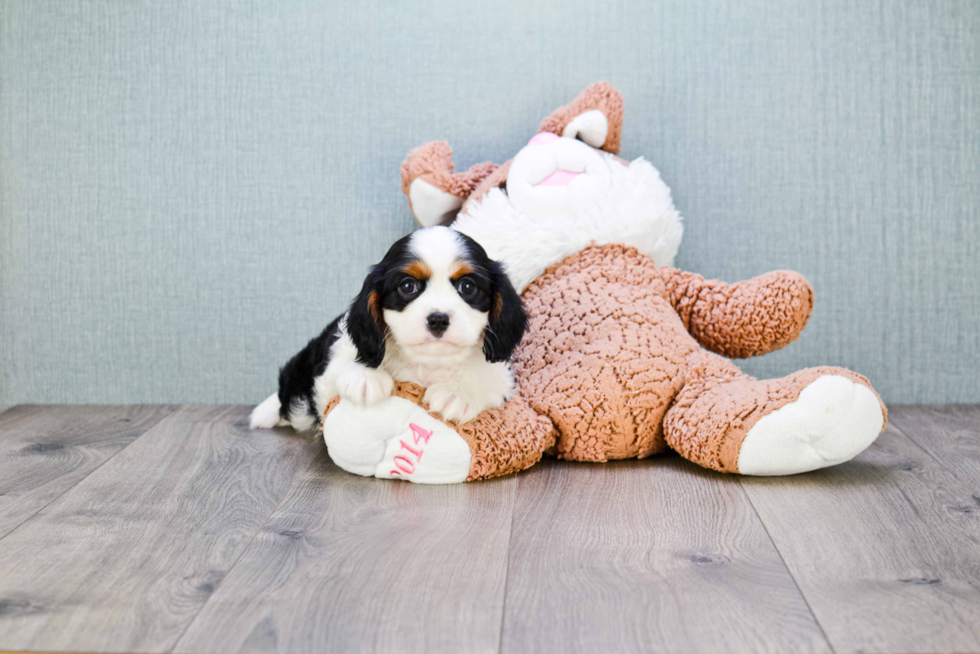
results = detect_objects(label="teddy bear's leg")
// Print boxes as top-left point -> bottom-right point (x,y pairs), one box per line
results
663,353 -> 886,475
660,267 -> 815,359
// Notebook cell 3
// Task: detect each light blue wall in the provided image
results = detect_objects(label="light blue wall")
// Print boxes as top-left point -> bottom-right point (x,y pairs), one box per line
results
2,0 -> 978,411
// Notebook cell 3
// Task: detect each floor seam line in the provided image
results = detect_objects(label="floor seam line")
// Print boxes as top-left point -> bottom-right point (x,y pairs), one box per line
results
738,480 -> 838,654
888,415 -> 980,551
888,415 -> 962,480
0,406 -> 177,543
167,438 -> 323,653
496,476 -> 520,654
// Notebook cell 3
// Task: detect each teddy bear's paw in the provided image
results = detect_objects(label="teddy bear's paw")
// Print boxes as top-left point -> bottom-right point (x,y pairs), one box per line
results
322,399 -> 392,477
737,375 -> 884,476
374,409 -> 472,484
323,396 -> 471,483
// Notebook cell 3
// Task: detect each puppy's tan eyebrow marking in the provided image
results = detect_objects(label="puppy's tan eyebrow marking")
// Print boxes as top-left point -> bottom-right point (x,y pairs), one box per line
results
402,260 -> 432,279
450,261 -> 475,280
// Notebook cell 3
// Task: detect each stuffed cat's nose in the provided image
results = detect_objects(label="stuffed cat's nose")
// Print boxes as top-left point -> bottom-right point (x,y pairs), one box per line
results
529,131 -> 560,146
426,312 -> 450,337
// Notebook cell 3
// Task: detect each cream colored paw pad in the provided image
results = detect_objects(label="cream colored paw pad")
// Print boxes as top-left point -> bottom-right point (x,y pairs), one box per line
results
737,375 -> 884,476
323,396 -> 471,484
408,178 -> 464,227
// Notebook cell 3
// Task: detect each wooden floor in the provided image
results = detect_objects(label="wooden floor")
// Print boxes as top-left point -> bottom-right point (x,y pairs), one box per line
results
0,405 -> 978,653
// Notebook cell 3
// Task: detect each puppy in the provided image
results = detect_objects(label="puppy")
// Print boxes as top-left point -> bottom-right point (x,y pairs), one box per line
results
250,226 -> 528,432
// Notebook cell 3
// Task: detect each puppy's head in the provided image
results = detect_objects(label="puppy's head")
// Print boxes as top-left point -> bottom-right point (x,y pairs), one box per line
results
347,226 -> 527,367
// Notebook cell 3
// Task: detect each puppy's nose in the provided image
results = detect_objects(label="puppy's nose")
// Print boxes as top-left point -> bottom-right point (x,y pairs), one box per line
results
426,312 -> 450,337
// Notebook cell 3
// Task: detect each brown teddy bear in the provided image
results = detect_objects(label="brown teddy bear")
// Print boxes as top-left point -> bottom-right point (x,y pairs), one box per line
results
321,83 -> 886,483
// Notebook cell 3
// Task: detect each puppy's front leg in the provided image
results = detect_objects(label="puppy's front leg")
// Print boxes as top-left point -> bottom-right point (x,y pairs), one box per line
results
336,361 -> 394,406
423,361 -> 514,424
325,334 -> 394,406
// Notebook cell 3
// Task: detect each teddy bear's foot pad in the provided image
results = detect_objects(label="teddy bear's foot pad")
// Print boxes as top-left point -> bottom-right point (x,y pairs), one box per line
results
323,396 -> 471,484
737,375 -> 884,476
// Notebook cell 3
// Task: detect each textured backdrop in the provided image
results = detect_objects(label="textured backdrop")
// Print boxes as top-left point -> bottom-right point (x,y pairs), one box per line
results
1,0 -> 978,412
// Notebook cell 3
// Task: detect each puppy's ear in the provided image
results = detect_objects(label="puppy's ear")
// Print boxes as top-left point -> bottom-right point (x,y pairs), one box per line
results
347,267 -> 387,368
483,261 -> 528,363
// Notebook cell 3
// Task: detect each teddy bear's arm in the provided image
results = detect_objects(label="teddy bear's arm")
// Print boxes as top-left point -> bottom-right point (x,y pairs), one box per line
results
660,267 -> 814,359
400,141 -> 499,227
322,382 -> 557,483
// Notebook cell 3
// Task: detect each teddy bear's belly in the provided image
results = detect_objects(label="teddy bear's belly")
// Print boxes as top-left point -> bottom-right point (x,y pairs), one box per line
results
513,245 -> 699,462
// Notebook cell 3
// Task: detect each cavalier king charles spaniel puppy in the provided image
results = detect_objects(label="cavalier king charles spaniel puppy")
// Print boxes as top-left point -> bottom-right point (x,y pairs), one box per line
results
250,226 -> 528,432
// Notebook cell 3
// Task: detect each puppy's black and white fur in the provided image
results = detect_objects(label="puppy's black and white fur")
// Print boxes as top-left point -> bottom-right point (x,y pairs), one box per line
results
250,226 -> 527,432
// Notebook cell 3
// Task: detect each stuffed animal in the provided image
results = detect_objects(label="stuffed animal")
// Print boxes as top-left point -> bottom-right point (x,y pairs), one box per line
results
322,83 -> 886,484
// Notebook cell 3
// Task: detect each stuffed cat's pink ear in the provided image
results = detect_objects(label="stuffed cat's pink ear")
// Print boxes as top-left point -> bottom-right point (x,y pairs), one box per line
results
538,82 -> 624,154
400,141 -> 498,227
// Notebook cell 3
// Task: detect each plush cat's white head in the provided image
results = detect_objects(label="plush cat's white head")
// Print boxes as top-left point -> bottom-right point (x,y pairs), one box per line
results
453,132 -> 683,292
400,83 -> 683,291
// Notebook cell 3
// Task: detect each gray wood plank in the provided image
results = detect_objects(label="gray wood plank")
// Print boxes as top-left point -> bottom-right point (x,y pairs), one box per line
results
0,405 -> 320,653
890,404 -> 980,484
500,457 -> 830,654
740,420 -> 980,654
0,404 -> 175,539
174,447 -> 516,654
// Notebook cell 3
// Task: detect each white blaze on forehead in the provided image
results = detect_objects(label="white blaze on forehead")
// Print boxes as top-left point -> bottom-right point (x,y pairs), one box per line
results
408,225 -> 467,276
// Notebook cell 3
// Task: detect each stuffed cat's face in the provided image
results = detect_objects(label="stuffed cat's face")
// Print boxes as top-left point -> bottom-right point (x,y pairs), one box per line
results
453,134 -> 684,292
400,83 -> 683,292
505,132 -> 613,224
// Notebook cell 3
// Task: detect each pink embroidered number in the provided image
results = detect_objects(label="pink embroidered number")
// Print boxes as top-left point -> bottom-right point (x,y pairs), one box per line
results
399,439 -> 423,461
393,455 -> 415,474
389,423 -> 433,478
410,423 -> 432,445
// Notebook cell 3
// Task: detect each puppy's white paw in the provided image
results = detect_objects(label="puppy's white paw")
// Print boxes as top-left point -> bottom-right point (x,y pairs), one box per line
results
423,384 -> 483,424
336,365 -> 394,406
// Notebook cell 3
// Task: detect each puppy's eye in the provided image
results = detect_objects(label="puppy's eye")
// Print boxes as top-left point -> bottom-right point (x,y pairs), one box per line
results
456,277 -> 478,301
398,279 -> 421,298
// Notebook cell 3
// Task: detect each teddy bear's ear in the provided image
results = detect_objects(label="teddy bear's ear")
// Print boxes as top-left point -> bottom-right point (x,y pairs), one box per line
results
400,141 -> 498,227
539,82 -> 624,154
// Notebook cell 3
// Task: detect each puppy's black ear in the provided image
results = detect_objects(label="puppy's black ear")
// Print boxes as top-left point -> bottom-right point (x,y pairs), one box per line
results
347,267 -> 387,368
483,261 -> 528,363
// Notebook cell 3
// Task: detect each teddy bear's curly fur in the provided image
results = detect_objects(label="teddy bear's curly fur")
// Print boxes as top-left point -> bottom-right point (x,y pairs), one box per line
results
321,83 -> 886,483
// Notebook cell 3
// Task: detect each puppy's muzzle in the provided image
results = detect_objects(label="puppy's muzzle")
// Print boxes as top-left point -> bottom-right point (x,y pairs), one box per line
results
426,312 -> 450,338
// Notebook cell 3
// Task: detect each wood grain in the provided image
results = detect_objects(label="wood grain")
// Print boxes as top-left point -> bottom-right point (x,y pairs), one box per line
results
0,405 -> 320,653
174,447 -> 516,654
0,404 -> 174,539
890,404 -> 980,484
2,405 -> 980,654
740,419 -> 980,654
500,456 -> 830,654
